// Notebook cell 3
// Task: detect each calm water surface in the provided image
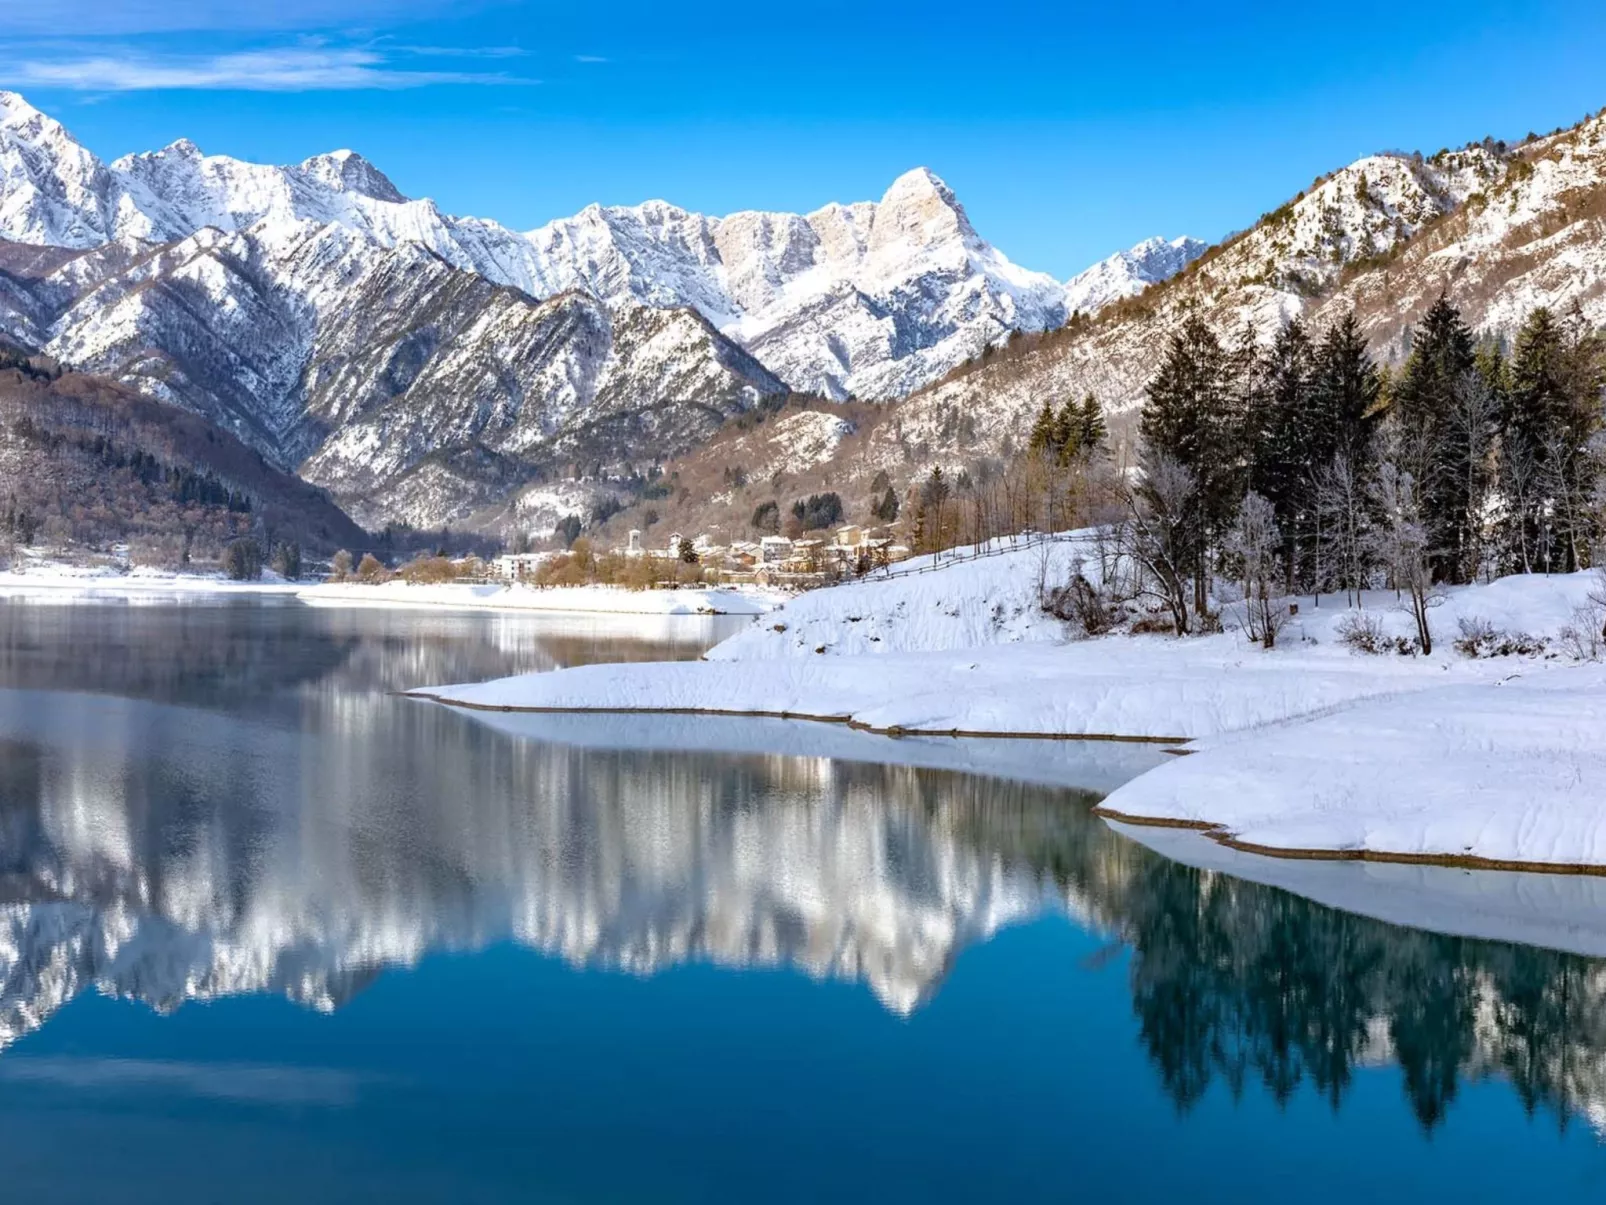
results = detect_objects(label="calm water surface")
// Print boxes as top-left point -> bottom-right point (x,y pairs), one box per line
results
0,597 -> 1603,1202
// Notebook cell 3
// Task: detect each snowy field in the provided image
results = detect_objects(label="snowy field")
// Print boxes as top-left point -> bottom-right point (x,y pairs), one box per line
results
296,580 -> 783,616
414,537 -> 1606,870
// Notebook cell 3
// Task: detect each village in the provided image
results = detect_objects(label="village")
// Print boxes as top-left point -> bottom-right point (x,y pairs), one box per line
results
492,523 -> 914,587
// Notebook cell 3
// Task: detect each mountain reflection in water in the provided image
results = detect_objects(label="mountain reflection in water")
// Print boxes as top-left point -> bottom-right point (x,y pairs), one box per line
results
1,597 -> 1605,1141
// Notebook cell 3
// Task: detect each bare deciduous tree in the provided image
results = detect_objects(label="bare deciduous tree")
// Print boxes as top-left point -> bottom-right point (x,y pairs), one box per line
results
1367,461 -> 1437,653
1225,490 -> 1291,649
1120,450 -> 1197,636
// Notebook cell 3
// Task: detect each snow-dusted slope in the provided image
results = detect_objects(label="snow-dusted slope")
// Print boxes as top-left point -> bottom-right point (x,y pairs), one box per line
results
1062,235 -> 1207,316
823,142 -> 1517,486
38,219 -> 782,526
1318,114 -> 1606,355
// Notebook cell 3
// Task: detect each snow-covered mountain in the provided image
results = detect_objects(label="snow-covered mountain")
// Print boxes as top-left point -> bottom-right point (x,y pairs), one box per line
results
1,210 -> 784,527
0,90 -> 1096,411
824,140 -> 1528,486
1062,235 -> 1208,316
520,168 -> 1071,400
1,89 -> 1179,526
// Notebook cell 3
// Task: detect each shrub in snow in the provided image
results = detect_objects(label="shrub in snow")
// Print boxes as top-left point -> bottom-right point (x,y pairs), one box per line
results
1559,609 -> 1604,661
1335,611 -> 1387,654
1040,557 -> 1118,635
1453,614 -> 1548,659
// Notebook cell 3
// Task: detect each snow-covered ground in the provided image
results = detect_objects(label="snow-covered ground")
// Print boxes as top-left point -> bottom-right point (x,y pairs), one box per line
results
297,580 -> 784,616
1096,666 -> 1606,869
0,563 -> 302,601
414,536 -> 1606,870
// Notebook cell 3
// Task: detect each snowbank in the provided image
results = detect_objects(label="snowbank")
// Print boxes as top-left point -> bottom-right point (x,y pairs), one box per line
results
709,536 -> 1084,659
412,544 -> 1606,869
1096,666 -> 1606,871
296,581 -> 783,616
418,637 -> 1534,739
417,561 -> 1603,740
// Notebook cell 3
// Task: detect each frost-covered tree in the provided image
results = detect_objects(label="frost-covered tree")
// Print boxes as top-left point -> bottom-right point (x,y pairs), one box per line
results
1225,491 -> 1289,649
1367,462 -> 1436,653
1122,449 -> 1198,636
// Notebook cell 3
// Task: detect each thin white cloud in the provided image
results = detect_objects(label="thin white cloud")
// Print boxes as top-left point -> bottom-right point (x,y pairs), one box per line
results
390,44 -> 529,59
0,1 -> 463,36
0,46 -> 535,91
573,55 -> 609,64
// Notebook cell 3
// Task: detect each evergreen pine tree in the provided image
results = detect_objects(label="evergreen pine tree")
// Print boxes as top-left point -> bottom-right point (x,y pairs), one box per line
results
1027,402 -> 1058,457
1311,311 -> 1382,471
1141,313 -> 1243,610
1391,292 -> 1479,581
1052,398 -> 1082,462
1076,393 -> 1107,453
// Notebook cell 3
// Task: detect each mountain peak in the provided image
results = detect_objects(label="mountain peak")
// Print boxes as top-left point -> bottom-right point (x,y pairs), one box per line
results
298,149 -> 407,203
0,91 -> 43,122
164,137 -> 203,158
881,166 -> 956,206
1062,234 -> 1209,315
872,166 -> 976,251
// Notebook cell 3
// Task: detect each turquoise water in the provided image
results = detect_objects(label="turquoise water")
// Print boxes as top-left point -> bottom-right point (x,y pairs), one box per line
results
0,599 -> 1602,1202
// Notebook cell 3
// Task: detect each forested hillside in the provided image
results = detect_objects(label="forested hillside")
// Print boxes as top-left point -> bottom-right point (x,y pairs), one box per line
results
0,349 -> 365,568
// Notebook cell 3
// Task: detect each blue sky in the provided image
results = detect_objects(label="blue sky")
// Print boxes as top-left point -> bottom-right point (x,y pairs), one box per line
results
3,0 -> 1604,277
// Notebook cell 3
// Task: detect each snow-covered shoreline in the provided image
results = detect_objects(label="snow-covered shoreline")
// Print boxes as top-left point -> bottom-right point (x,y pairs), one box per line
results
0,567 -> 782,617
295,580 -> 784,616
412,539 -> 1606,872
0,566 -> 303,600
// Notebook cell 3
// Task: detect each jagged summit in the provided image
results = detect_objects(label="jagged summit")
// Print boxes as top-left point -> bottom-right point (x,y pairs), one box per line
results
300,148 -> 407,203
0,90 -> 1094,403
1063,234 -> 1209,315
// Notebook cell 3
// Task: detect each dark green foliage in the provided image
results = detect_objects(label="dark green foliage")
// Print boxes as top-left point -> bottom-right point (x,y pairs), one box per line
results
1141,313 -> 1245,609
270,541 -> 302,580
554,515 -> 583,548
588,497 -> 623,526
1311,312 -> 1383,470
221,538 -> 263,581
678,536 -> 699,564
1391,293 -> 1481,581
1028,393 -> 1107,464
750,499 -> 780,534
1,495 -> 38,545
1499,305 -> 1606,573
791,491 -> 844,531
871,485 -> 900,523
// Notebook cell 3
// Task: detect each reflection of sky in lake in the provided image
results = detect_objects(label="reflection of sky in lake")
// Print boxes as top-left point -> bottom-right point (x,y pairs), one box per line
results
1,599 -> 1604,1202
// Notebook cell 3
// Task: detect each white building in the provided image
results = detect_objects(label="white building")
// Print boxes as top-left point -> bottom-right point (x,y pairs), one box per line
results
759,536 -> 793,565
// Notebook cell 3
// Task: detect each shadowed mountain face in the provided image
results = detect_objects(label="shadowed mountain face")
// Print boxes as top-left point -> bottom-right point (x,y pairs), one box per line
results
2,601 -> 1606,1135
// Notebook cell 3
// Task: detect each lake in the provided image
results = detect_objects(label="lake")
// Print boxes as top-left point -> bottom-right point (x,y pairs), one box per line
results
0,596 -> 1603,1202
